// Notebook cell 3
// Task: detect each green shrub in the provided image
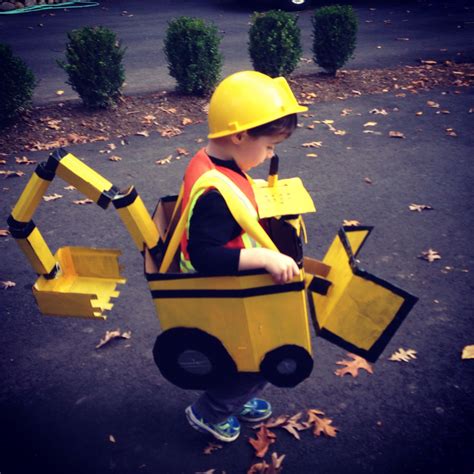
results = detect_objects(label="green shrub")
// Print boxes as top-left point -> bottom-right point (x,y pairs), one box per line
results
312,5 -> 358,76
164,17 -> 223,96
58,26 -> 126,109
0,44 -> 36,129
249,9 -> 302,78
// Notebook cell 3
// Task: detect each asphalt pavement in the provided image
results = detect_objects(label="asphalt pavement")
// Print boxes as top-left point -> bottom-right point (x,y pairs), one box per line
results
1,1 -> 474,474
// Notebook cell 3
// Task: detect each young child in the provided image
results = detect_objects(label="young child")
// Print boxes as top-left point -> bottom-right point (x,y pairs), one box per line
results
181,70 -> 308,442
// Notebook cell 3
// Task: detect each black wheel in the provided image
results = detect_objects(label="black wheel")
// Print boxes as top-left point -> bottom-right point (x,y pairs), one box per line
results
153,327 -> 237,390
260,344 -> 313,387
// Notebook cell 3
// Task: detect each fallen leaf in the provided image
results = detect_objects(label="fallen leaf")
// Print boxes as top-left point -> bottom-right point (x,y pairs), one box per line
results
73,198 -> 94,205
335,353 -> 374,377
0,159 -> 6,165
253,414 -> 290,430
0,170 -> 25,178
302,141 -> 322,148
445,128 -> 457,137
108,155 -> 122,162
136,130 -> 150,137
334,129 -> 347,136
396,37 -> 410,41
203,442 -> 223,455
0,229 -> 10,237
248,452 -> 286,474
160,127 -> 182,138
418,248 -> 441,262
409,203 -> 433,212
96,329 -> 132,349
427,100 -> 440,108
343,220 -> 361,226
363,130 -> 382,135
352,90 -> 362,95
46,119 -> 61,130
63,185 -> 76,191
416,111 -> 424,116
421,60 -> 437,65
156,154 -> 173,165
306,124 -> 315,129
43,193 -> 63,202
56,90 -> 64,96
281,412 -> 308,440
364,177 -> 373,184
389,131 -> 405,138
307,409 -> 338,438
107,143 -> 117,151
370,108 -> 388,115
141,114 -> 156,125
182,117 -> 193,126
340,108 -> 353,116
248,425 -> 276,458
306,153 -> 318,158
15,156 -> 37,165
389,348 -> 417,362
109,435 -> 116,443
176,147 -> 189,156
1,280 -> 16,289
461,345 -> 474,359
364,121 -> 378,127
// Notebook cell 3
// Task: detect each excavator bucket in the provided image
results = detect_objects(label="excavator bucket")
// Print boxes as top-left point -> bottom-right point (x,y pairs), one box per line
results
306,226 -> 418,362
33,246 -> 126,319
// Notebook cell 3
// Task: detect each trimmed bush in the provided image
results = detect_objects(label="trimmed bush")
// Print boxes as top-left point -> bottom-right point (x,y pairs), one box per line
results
58,26 -> 126,109
312,5 -> 358,76
0,44 -> 36,129
249,9 -> 302,78
164,16 -> 223,96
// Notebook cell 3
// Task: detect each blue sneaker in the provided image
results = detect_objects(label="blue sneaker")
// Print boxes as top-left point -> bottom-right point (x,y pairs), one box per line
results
185,405 -> 240,442
238,398 -> 272,422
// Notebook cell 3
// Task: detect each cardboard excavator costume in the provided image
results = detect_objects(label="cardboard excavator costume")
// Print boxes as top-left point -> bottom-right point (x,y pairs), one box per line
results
7,71 -> 417,390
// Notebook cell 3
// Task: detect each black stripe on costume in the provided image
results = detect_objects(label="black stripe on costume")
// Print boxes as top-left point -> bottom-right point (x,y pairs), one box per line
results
97,185 -> 120,209
308,276 -> 332,295
112,187 -> 138,209
35,162 -> 55,181
150,281 -> 304,299
8,218 -> 36,238
45,148 -> 68,173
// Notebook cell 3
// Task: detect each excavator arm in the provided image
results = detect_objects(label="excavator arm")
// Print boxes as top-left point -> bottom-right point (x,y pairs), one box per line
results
7,148 -> 161,319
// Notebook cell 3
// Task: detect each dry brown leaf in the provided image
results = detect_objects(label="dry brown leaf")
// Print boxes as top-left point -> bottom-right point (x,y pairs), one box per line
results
306,153 -> 318,158
56,90 -> 64,96
136,130 -> 150,137
364,121 -> 378,127
46,119 -> 61,130
0,170 -> 25,178
0,229 -> 10,237
156,154 -> 173,165
108,155 -> 122,162
363,130 -> 382,135
43,193 -> 63,202
182,117 -> 193,126
247,452 -> 286,474
418,248 -> 441,262
343,219 -> 361,226
248,425 -> 277,458
109,434 -> 116,443
158,106 -> 177,114
141,114 -> 156,125
160,127 -> 182,138
73,198 -> 94,205
1,280 -> 16,289
63,185 -> 76,191
176,147 -> 189,156
281,412 -> 309,440
107,143 -> 117,151
307,409 -> 338,438
421,60 -> 437,65
416,111 -> 423,116
340,108 -> 353,116
302,141 -> 322,148
15,156 -> 37,165
396,37 -> 410,41
445,128 -> 457,137
389,348 -> 417,362
335,353 -> 374,377
427,100 -> 440,108
409,203 -> 433,212
96,329 -> 131,349
461,345 -> 474,360
203,442 -> 223,455
0,159 -> 6,165
389,130 -> 405,138
364,177 -> 373,184
370,108 -> 388,115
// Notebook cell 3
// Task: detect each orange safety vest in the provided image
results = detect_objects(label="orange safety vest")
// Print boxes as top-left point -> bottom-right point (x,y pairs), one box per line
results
180,148 -> 262,273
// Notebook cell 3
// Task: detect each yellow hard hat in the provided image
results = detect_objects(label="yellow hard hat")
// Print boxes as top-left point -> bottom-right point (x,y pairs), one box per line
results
207,71 -> 308,139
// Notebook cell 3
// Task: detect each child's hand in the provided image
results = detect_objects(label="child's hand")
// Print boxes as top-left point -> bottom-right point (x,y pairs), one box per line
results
239,248 -> 299,284
263,250 -> 300,284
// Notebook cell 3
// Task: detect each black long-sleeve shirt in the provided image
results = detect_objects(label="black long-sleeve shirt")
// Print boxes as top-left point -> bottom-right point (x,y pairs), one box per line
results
187,157 -> 246,274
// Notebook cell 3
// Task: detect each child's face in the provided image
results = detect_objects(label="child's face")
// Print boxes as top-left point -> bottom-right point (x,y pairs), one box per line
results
233,133 -> 287,172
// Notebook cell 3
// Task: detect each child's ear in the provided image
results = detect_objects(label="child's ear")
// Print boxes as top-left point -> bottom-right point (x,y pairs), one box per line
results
230,131 -> 248,145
